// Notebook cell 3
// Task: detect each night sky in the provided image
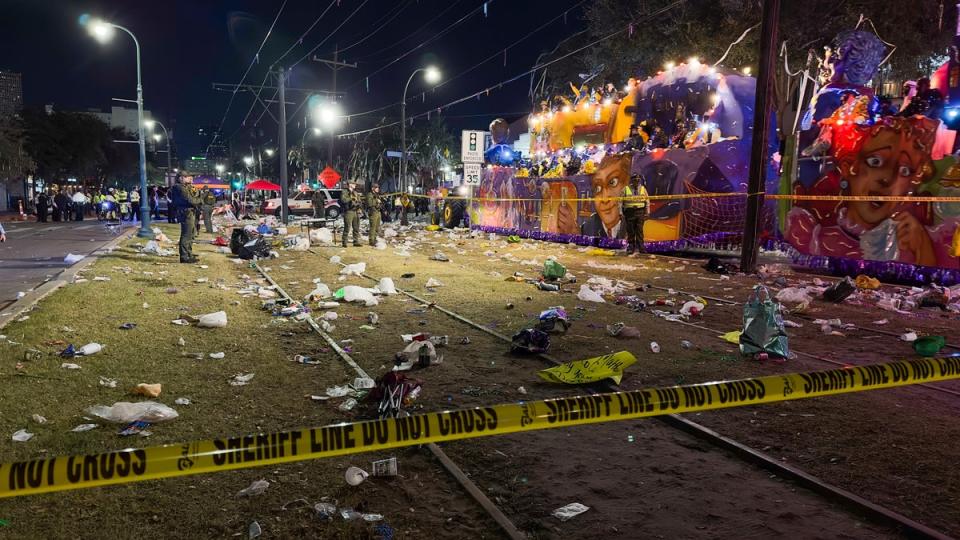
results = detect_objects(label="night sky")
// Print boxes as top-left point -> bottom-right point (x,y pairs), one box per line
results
2,0 -> 589,157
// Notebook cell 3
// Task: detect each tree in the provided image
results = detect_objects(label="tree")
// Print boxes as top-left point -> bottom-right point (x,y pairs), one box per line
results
0,118 -> 35,181
540,0 -> 957,137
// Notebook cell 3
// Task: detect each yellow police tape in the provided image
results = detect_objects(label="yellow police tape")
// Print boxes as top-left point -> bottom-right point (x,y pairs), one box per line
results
385,191 -> 960,204
3,356 -> 959,499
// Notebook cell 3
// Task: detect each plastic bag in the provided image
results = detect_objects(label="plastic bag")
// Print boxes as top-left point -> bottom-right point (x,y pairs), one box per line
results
543,259 -> 566,280
340,262 -> 367,276
511,328 -> 550,354
775,287 -> 813,307
340,286 -> 379,307
197,311 -> 228,328
740,285 -> 790,358
378,277 -> 397,295
576,285 -> 605,303
822,276 -> 856,303
309,228 -> 334,245
288,236 -> 310,251
305,283 -> 332,301
86,401 -> 179,423
854,274 -> 880,290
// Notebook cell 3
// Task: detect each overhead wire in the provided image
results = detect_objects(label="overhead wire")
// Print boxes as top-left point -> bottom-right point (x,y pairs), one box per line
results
204,0 -> 289,157
335,0 -> 413,54
343,0 -> 492,92
336,0 -> 685,138
339,0 -> 589,120
349,0 -> 466,62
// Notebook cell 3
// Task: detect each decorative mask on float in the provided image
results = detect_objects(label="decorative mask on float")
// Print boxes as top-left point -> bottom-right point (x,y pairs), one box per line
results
828,30 -> 887,86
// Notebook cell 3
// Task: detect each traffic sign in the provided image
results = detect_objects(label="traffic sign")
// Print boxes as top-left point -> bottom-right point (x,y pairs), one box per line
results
318,166 -> 341,189
461,130 -> 486,163
463,163 -> 482,186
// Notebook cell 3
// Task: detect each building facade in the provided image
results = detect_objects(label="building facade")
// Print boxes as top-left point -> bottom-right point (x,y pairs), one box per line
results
0,70 -> 23,119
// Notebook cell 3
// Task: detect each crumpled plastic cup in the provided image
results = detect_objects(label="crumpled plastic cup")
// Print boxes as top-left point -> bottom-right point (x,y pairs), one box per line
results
913,335 -> 946,357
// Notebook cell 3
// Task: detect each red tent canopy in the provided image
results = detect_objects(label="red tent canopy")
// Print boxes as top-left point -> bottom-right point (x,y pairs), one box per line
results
244,179 -> 281,191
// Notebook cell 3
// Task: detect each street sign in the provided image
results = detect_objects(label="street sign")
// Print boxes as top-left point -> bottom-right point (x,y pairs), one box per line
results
318,166 -> 341,189
463,163 -> 482,186
461,130 -> 486,163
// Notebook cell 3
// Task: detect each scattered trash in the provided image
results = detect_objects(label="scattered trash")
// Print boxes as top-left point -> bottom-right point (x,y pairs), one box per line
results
900,331 -> 919,342
172,319 -> 190,326
354,377 -> 376,389
576,284 -> 605,303
237,479 -> 270,497
872,319 -> 889,325
679,300 -> 705,317
430,252 -> 450,262
740,285 -> 789,359
340,262 -> 367,276
12,429 -> 34,442
371,457 -> 398,477
207,352 -> 225,359
425,277 -> 444,288
315,502 -> 337,520
86,401 -> 179,423
606,323 -> 641,338
99,376 -> 118,388
854,274 -> 881,289
680,340 -> 693,349
543,259 -> 566,280
537,307 -> 570,333
511,328 -> 550,354
61,363 -> 82,370
174,397 -> 191,406
650,341 -> 661,353
336,286 -> 379,307
197,311 -> 228,328
248,520 -> 262,539
517,386 -> 527,395
368,312 -> 380,325
64,253 -> 85,264
118,420 -> 152,437
78,343 -> 103,356
703,256 -> 729,274
305,283 -> 332,301
822,277 -> 857,303
377,277 -> 397,295
133,383 -> 162,398
401,273 -> 415,278
71,424 -> 98,432
536,281 -> 560,292
119,323 -> 137,330
775,287 -> 813,309
230,373 -> 255,386
31,414 -> 47,424
539,351 -> 637,385
913,336 -> 946,356
552,502 -> 590,522
344,466 -> 369,486
309,228 -> 334,245
394,341 -> 440,370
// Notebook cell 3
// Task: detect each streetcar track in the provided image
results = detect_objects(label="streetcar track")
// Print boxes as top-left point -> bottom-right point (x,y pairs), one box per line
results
313,251 -> 952,539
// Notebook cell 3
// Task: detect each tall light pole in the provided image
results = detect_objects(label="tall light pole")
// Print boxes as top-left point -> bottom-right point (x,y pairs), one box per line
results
144,120 -> 173,187
301,127 -> 321,185
82,15 -> 151,237
401,66 -> 441,194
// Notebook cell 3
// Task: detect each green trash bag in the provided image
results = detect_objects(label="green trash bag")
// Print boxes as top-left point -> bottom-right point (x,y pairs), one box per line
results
739,285 -> 790,358
543,259 -> 566,280
333,287 -> 345,300
913,336 -> 945,356
507,235 -> 521,243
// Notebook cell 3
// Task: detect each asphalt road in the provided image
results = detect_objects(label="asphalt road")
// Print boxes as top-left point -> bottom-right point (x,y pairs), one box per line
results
0,220 -> 133,308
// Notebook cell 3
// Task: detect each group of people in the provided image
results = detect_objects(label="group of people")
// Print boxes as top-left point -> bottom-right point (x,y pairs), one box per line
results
34,186 -> 146,223
337,181 -> 390,247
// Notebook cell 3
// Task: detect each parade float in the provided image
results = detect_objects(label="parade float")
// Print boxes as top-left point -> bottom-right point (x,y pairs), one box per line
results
468,29 -> 960,284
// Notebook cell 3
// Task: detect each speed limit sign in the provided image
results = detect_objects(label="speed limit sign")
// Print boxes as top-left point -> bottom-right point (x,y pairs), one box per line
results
463,163 -> 482,186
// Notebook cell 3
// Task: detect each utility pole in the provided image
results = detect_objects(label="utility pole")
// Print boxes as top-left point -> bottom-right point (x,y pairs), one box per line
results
277,66 -> 290,225
740,0 -> 780,274
312,47 -> 356,170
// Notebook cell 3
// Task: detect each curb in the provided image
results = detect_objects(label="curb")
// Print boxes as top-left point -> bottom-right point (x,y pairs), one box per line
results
0,227 -> 138,330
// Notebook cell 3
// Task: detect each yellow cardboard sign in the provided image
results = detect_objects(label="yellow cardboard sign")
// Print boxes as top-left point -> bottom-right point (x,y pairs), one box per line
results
538,351 -> 637,384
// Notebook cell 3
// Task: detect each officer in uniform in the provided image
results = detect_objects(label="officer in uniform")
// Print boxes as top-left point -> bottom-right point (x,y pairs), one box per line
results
365,183 -> 384,246
170,174 -> 202,263
200,187 -> 217,234
311,188 -> 326,218
340,181 -> 363,247
622,173 -> 649,255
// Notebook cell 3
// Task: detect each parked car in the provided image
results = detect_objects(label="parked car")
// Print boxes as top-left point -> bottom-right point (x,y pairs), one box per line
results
261,188 -> 342,219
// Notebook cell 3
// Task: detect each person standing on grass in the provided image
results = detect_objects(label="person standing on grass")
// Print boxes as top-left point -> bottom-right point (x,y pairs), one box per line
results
170,174 -> 202,263
340,181 -> 363,247
365,183 -> 384,246
622,173 -> 649,255
200,187 -> 216,234
130,187 -> 141,222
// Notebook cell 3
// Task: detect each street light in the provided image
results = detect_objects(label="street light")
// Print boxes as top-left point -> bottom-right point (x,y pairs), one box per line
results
81,14 -> 151,237
401,65 -> 441,193
243,156 -> 254,167
264,148 -> 275,157
301,127 -> 322,186
144,119 -> 173,187
215,163 -> 225,177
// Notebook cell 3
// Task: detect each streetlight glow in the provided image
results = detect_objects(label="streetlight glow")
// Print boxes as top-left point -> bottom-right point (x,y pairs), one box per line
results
215,164 -> 225,173
317,102 -> 342,128
143,119 -> 156,130
152,133 -> 162,142
311,127 -> 322,135
424,66 -> 441,84
243,156 -> 254,167
264,149 -> 275,157
88,19 -> 115,43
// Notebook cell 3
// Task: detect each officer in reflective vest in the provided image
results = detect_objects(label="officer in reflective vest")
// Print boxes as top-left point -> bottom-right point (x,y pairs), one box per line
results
622,174 -> 649,255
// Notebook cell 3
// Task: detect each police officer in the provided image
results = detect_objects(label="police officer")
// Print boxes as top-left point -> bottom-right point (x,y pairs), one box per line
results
129,187 -> 141,222
622,173 -> 649,255
311,188 -> 326,218
365,183 -> 384,246
200,187 -> 216,234
170,174 -> 202,263
340,181 -> 363,247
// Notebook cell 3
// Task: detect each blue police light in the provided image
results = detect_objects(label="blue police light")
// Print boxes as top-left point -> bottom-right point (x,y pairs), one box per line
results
948,108 -> 960,120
